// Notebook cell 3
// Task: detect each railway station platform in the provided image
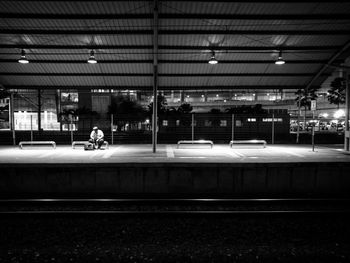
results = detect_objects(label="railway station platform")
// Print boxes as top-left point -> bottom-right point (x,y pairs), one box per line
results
0,144 -> 350,197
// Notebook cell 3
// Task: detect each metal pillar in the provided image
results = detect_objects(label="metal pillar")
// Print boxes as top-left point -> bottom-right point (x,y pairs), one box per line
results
37,89 -> 41,132
152,0 -> 159,153
296,94 -> 301,143
10,92 -> 16,145
191,113 -> 194,141
231,114 -> 235,141
30,115 -> 33,141
272,113 -> 275,144
312,110 -> 315,152
70,118 -> 74,144
345,71 -> 350,151
111,114 -> 114,145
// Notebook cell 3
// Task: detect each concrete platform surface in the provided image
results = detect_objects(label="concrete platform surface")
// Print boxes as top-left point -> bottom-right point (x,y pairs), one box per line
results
0,144 -> 349,164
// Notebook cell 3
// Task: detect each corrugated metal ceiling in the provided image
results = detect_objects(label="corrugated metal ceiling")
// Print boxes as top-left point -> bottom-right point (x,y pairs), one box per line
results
0,1 -> 151,14
0,0 -> 349,91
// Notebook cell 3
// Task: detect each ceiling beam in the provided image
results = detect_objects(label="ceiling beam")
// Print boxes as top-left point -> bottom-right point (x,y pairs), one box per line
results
0,59 -> 339,64
152,0 -> 159,152
1,13 -> 349,20
0,45 -> 152,50
5,0 -> 348,2
1,29 -> 349,35
164,14 -> 350,20
163,29 -> 349,35
4,85 -> 322,90
0,72 -> 330,77
164,0 -> 349,2
0,13 -> 152,19
0,44 -> 340,51
305,39 -> 350,91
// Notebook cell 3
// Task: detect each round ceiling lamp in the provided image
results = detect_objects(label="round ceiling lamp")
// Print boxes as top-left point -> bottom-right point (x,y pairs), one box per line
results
18,49 -> 29,64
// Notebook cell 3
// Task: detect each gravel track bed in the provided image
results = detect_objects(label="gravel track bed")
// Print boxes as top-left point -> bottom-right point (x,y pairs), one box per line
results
1,216 -> 350,262
1,204 -> 347,212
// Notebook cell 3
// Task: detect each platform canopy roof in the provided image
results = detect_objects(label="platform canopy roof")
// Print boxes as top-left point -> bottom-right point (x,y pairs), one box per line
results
0,0 -> 350,92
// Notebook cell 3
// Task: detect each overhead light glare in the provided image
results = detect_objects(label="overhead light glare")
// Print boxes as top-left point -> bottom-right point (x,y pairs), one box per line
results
334,109 -> 345,119
208,51 -> 218,65
87,50 -> 97,64
18,49 -> 29,64
275,50 -> 285,65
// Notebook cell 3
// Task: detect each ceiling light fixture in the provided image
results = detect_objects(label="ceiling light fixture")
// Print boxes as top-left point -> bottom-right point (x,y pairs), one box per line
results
275,50 -> 285,65
87,50 -> 97,64
208,51 -> 218,65
18,49 -> 29,64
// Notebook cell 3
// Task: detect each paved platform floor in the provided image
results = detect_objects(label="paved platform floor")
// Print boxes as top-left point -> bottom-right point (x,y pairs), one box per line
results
0,144 -> 349,164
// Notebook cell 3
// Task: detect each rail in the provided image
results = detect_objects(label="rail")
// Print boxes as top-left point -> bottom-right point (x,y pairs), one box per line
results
1,198 -> 349,216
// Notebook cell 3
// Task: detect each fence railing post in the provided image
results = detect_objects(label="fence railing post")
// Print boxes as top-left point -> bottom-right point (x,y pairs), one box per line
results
10,93 -> 16,145
231,114 -> 235,141
30,115 -> 33,141
111,114 -> 114,145
191,113 -> 194,141
70,118 -> 74,144
272,113 -> 275,144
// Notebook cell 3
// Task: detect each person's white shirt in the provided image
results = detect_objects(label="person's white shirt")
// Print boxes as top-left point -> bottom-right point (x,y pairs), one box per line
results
90,129 -> 104,140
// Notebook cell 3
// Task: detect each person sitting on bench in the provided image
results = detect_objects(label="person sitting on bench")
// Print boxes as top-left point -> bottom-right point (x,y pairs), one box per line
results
89,126 -> 104,149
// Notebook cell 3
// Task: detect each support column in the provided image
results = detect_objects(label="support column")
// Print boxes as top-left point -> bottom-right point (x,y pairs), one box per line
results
231,114 -> 235,141
272,113 -> 275,144
191,113 -> 194,141
136,91 -> 142,101
37,89 -> 41,132
152,0 -> 159,153
296,92 -> 301,143
345,71 -> 350,151
180,90 -> 184,103
10,92 -> 16,145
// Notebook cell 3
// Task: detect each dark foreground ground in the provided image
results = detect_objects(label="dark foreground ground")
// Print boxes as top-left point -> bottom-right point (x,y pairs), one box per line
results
1,216 -> 349,263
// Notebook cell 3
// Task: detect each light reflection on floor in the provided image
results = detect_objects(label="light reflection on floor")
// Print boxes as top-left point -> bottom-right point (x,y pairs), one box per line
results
0,144 -> 348,164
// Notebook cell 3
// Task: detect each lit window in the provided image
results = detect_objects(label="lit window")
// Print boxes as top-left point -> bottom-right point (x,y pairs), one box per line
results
220,120 -> 227,127
247,118 -> 256,122
204,120 -> 212,127
176,120 -> 180,126
162,120 -> 168,126
263,118 -> 273,122
263,118 -> 283,122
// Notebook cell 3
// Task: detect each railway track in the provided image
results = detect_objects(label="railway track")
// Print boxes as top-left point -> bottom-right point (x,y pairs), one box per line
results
1,198 -> 350,216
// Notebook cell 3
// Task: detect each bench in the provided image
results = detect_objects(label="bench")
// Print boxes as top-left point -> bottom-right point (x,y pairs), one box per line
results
177,140 -> 214,148
72,141 -> 109,149
19,141 -> 56,149
229,140 -> 267,148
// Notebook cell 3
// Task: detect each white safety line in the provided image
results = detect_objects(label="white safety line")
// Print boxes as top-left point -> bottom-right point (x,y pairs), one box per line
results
166,145 -> 175,158
230,150 -> 245,158
280,149 -> 304,158
225,150 -> 241,158
89,149 -> 103,159
55,150 -> 76,158
37,150 -> 58,159
102,146 -> 120,159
